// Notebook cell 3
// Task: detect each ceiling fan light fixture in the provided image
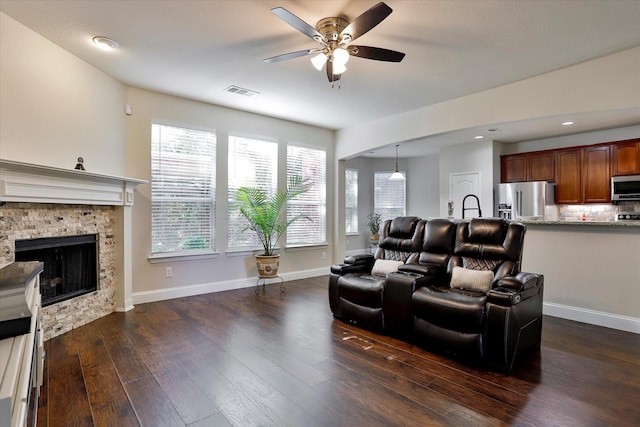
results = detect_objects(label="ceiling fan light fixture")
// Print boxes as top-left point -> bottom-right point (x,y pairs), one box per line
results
332,47 -> 350,65
332,62 -> 347,74
311,53 -> 327,70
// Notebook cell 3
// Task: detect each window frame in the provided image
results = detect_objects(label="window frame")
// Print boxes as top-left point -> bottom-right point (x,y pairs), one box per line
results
286,144 -> 327,248
345,168 -> 359,235
373,170 -> 406,224
227,134 -> 279,252
149,123 -> 217,261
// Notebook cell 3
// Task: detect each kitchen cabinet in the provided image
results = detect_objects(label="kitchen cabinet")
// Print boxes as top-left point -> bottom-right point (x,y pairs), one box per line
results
582,145 -> 610,203
501,151 -> 555,183
528,151 -> 556,181
611,139 -> 640,176
501,154 -> 528,182
555,148 -> 582,204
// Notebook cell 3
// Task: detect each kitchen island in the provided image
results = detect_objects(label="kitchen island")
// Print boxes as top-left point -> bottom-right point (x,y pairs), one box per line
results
517,220 -> 640,334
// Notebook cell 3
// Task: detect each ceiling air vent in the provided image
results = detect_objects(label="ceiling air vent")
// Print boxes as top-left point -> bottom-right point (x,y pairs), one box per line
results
224,85 -> 259,98
486,128 -> 502,133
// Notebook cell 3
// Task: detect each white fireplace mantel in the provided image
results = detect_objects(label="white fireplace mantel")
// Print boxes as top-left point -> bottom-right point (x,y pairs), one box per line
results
0,159 -> 147,206
0,158 -> 147,313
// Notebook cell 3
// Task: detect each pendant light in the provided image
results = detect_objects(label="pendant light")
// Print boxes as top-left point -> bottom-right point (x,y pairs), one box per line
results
389,144 -> 405,181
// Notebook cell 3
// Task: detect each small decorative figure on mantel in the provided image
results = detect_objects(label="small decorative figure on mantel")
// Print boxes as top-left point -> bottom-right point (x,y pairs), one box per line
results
447,201 -> 454,218
74,157 -> 85,171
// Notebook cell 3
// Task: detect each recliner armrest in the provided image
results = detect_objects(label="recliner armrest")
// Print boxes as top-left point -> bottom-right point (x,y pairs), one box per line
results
330,263 -> 372,275
488,272 -> 544,306
344,254 -> 375,266
330,254 -> 375,275
496,272 -> 542,291
398,263 -> 441,276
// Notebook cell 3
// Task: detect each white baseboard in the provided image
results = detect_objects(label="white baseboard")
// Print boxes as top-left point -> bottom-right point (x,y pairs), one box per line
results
543,302 -> 640,334
132,267 -> 328,305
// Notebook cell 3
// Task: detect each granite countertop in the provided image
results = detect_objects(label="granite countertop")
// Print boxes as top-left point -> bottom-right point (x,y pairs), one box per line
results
518,219 -> 640,227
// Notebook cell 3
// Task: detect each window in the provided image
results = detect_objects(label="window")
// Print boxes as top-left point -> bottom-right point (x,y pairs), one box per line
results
345,169 -> 358,234
287,145 -> 326,246
228,135 -> 278,249
151,124 -> 216,255
374,171 -> 406,222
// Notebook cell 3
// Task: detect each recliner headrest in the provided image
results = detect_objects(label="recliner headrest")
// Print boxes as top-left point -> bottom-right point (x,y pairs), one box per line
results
467,218 -> 508,244
388,216 -> 421,239
454,219 -> 526,263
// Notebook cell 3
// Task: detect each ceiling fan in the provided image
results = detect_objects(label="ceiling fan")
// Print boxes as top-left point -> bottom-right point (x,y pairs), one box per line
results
264,2 -> 405,83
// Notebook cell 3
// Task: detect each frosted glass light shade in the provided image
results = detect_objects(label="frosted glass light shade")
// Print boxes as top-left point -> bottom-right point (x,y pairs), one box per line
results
389,171 -> 405,181
311,53 -> 327,70
333,48 -> 350,65
332,62 -> 347,74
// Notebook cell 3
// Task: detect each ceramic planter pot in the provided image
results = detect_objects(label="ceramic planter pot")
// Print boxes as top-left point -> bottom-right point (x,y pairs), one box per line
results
255,254 -> 280,278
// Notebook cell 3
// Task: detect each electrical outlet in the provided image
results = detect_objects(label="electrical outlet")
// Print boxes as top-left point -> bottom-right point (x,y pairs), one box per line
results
165,267 -> 173,278
321,252 -> 327,260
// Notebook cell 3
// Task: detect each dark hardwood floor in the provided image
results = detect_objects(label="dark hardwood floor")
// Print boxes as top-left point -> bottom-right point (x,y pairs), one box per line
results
36,276 -> 640,426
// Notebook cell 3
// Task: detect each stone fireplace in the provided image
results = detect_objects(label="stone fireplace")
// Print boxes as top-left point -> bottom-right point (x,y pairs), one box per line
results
0,159 -> 145,340
1,203 -> 116,339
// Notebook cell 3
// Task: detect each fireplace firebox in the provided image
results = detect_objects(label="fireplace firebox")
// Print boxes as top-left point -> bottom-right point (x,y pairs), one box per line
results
15,234 -> 98,307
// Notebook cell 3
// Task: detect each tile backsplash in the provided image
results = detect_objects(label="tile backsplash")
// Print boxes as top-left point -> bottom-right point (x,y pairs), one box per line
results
559,201 -> 640,221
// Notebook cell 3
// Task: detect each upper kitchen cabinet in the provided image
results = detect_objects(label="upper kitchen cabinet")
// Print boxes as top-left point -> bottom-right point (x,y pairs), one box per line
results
501,154 -> 528,182
582,145 -> 610,203
555,148 -> 582,204
528,151 -> 556,182
501,151 -> 555,183
611,139 -> 640,176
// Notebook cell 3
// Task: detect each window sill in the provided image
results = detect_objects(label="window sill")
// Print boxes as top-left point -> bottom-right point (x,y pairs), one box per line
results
285,243 -> 328,252
226,247 -> 265,257
346,233 -> 360,237
148,251 -> 219,263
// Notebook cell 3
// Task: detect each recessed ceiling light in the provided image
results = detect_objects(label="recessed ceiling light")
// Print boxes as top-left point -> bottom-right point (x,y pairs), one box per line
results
474,135 -> 484,139
562,121 -> 574,126
92,36 -> 119,51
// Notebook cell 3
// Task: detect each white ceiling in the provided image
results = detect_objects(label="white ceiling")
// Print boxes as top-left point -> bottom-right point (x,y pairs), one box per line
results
1,0 -> 639,158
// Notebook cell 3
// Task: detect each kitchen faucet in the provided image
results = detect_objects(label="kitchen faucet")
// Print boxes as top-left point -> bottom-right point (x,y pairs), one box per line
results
462,194 -> 482,219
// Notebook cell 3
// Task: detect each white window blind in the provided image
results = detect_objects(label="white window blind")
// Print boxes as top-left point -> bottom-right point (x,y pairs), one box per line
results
345,169 -> 358,234
287,145 -> 326,246
151,124 -> 216,254
374,171 -> 406,223
228,135 -> 278,249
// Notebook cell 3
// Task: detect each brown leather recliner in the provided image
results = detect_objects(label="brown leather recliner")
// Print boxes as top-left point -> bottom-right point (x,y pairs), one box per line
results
411,218 -> 543,373
329,217 -> 544,374
328,216 -> 424,330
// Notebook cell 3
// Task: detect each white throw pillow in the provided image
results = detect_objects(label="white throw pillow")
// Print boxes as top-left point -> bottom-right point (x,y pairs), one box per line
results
450,266 -> 494,293
371,259 -> 404,276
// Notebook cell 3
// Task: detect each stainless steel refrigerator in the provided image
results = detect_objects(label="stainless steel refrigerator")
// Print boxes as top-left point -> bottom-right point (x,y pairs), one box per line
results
495,181 -> 557,221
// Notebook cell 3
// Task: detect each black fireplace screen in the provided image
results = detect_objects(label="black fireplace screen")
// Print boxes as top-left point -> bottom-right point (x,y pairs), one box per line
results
15,234 -> 98,307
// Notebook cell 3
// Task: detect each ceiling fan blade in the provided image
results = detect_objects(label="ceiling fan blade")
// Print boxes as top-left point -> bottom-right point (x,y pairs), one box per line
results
349,45 -> 405,62
264,49 -> 318,63
271,7 -> 324,42
326,61 -> 341,82
340,2 -> 392,42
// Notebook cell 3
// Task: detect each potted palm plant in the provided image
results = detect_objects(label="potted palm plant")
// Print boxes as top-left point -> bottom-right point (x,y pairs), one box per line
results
233,176 -> 311,278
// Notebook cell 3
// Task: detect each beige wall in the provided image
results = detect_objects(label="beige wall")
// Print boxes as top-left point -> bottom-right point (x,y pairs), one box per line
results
0,13 -> 127,176
125,87 -> 335,299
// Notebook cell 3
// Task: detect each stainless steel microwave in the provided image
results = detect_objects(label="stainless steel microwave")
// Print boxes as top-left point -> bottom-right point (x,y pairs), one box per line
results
612,175 -> 640,201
